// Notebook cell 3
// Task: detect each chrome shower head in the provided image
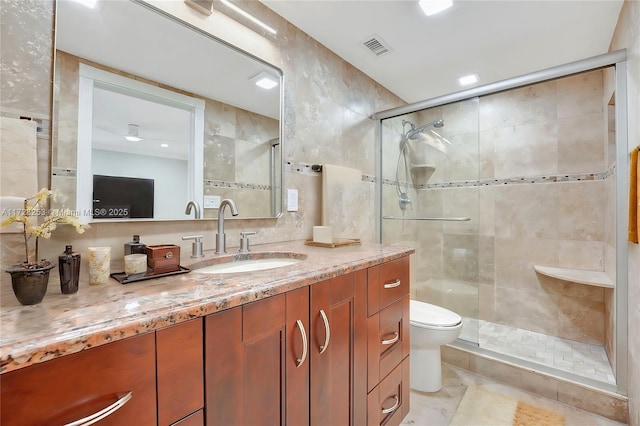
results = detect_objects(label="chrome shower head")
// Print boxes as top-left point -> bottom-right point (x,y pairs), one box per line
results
406,118 -> 445,139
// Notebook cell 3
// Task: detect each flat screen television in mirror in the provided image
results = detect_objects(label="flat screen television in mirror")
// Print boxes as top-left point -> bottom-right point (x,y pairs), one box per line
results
92,175 -> 154,219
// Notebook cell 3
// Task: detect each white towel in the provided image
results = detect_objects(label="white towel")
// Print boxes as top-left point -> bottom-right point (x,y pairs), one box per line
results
0,117 -> 39,198
321,164 -> 362,238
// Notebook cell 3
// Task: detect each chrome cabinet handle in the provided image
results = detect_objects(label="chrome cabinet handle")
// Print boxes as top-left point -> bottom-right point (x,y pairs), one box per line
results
295,319 -> 308,367
381,332 -> 399,346
319,309 -> 330,354
381,395 -> 400,414
64,391 -> 132,426
383,279 -> 401,289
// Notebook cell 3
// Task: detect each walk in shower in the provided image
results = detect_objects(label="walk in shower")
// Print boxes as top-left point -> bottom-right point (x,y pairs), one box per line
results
375,51 -> 628,395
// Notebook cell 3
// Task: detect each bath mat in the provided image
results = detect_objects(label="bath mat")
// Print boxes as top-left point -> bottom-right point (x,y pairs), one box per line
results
449,385 -> 565,426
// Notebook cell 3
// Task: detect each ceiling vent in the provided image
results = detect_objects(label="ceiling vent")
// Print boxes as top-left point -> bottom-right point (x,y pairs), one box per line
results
361,34 -> 393,57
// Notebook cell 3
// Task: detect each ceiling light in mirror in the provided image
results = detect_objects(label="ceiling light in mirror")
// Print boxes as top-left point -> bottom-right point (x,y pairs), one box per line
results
419,0 -> 453,16
253,71 -> 279,90
458,74 -> 479,86
125,124 -> 143,142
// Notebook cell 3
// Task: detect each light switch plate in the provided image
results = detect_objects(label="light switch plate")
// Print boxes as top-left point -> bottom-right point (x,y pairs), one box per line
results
204,195 -> 221,209
287,189 -> 299,212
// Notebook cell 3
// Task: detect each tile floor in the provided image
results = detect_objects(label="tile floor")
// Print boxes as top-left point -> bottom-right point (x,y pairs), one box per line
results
459,318 -> 615,385
401,364 -> 626,426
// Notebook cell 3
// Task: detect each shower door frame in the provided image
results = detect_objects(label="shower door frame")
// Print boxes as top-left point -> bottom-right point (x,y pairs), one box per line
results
373,50 -> 629,396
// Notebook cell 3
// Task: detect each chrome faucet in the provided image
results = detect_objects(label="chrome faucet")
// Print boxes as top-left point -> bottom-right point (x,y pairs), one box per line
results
185,200 -> 201,219
215,199 -> 238,254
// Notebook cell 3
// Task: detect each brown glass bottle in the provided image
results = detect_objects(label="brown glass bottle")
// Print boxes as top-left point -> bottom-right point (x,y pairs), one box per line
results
58,245 -> 81,294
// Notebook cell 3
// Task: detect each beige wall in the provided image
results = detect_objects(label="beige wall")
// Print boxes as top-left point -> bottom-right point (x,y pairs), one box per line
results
0,0 -> 403,280
610,1 -> 640,424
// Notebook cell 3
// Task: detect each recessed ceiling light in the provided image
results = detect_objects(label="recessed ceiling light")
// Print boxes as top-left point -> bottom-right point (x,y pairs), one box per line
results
419,0 -> 453,16
252,71 -> 279,90
71,0 -> 98,8
125,124 -> 143,142
458,74 -> 479,86
160,144 -> 169,148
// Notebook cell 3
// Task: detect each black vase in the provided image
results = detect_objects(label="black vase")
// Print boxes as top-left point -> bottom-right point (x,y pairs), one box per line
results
6,262 -> 55,305
59,245 -> 81,294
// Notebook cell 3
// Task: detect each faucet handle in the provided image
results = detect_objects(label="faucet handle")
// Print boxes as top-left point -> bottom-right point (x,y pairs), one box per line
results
239,231 -> 256,253
182,235 -> 204,258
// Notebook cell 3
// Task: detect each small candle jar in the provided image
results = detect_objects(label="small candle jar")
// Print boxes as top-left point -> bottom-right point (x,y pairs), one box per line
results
88,247 -> 111,285
124,253 -> 147,279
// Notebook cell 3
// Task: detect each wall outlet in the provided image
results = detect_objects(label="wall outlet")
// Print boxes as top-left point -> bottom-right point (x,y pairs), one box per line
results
204,195 -> 221,209
287,189 -> 298,212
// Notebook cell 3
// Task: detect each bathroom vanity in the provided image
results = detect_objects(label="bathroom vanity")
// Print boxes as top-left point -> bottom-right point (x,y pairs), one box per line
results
0,241 -> 412,426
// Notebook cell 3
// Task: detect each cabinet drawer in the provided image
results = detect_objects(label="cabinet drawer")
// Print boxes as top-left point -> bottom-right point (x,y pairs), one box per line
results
367,296 -> 410,392
368,256 -> 409,316
367,357 -> 410,426
1,333 -> 157,426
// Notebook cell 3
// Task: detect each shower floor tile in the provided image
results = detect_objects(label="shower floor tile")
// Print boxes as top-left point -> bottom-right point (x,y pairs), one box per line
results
460,318 -> 615,385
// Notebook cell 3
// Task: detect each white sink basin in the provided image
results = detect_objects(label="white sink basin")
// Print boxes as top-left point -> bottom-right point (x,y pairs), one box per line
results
192,257 -> 303,274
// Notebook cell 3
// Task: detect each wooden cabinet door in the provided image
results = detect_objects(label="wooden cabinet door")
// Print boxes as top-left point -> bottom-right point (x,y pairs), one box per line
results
157,318 -> 204,426
0,333 -> 157,426
205,294 -> 286,426
286,286 -> 310,425
310,273 -> 356,425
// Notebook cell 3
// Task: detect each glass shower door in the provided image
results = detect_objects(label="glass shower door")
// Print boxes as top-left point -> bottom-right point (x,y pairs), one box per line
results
380,98 -> 481,345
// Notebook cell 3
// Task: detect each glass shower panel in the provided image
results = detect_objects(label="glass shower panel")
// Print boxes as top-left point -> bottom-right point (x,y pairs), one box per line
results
380,98 -> 481,345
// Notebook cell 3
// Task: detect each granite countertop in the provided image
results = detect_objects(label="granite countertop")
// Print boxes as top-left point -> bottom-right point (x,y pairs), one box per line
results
0,240 -> 414,374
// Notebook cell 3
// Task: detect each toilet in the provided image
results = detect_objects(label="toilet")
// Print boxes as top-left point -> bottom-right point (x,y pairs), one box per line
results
410,299 -> 463,392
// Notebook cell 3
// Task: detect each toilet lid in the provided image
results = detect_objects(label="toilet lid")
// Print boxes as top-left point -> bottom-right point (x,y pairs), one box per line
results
410,300 -> 462,327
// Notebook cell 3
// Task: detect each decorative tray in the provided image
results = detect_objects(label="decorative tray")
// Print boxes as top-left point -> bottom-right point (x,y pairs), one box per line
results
110,266 -> 191,284
304,238 -> 361,248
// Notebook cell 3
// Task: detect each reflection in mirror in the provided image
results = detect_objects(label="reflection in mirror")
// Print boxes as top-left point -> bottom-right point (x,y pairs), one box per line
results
76,64 -> 204,221
51,0 -> 283,221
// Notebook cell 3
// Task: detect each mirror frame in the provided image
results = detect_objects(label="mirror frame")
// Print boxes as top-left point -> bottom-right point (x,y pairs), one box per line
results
52,0 -> 285,221
76,64 -> 205,223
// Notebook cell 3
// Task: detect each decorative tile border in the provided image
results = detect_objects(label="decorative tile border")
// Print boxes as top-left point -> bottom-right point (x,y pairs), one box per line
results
204,180 -> 270,191
277,160 -> 616,190
381,165 -> 616,190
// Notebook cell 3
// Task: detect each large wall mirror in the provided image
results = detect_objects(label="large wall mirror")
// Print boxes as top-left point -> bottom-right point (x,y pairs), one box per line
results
51,0 -> 283,221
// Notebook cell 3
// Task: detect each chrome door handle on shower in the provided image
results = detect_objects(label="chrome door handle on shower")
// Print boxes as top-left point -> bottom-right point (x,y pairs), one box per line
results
295,319 -> 308,367
319,309 -> 330,354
